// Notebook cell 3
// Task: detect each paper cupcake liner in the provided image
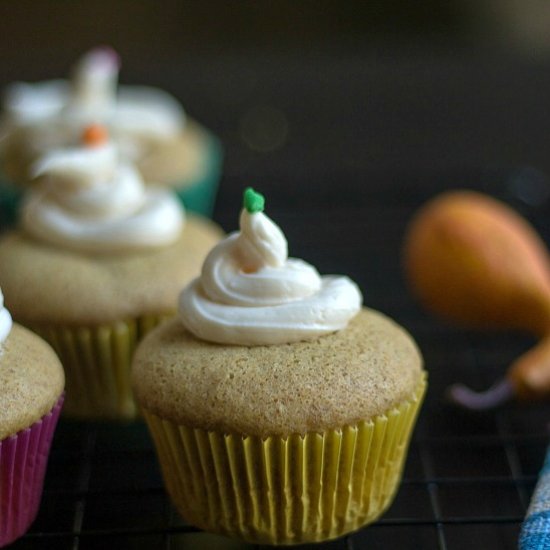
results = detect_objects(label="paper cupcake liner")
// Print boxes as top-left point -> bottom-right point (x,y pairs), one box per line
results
143,378 -> 426,545
31,315 -> 170,421
0,395 -> 64,547
173,134 -> 223,218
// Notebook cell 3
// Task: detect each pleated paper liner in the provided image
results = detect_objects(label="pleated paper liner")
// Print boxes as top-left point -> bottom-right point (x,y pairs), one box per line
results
0,394 -> 64,547
143,377 -> 426,545
31,314 -> 171,421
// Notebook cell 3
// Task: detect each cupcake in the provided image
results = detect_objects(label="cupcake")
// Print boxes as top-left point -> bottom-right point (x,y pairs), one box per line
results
0,288 -> 64,547
0,125 -> 222,420
0,46 -> 222,223
132,188 -> 426,545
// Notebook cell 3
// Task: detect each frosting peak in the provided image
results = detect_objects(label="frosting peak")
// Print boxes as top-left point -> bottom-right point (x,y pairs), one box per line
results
70,47 -> 120,115
237,208 -> 287,270
237,186 -> 286,269
179,189 -> 362,345
22,128 -> 184,252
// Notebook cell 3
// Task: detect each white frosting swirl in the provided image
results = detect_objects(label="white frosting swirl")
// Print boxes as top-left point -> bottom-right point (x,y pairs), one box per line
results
3,80 -> 68,125
3,48 -> 185,161
0,290 -> 12,345
179,207 -> 362,345
21,141 -> 184,252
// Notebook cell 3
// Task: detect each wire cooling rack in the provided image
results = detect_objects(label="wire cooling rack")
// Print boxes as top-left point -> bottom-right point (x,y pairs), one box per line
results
10,170 -> 550,550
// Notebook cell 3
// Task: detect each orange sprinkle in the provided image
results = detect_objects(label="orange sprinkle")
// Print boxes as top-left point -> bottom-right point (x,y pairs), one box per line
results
82,124 -> 108,147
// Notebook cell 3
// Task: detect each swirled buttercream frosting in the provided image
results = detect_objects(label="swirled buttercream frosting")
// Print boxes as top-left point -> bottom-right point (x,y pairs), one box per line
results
3,47 -> 185,160
21,126 -> 184,252
0,289 -> 12,345
179,188 -> 362,345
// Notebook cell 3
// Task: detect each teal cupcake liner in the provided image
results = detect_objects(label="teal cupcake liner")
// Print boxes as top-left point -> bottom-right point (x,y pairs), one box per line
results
174,132 -> 223,218
0,177 -> 22,228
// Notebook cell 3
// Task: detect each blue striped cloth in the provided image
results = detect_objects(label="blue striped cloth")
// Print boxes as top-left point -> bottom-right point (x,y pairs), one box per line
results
520,445 -> 550,550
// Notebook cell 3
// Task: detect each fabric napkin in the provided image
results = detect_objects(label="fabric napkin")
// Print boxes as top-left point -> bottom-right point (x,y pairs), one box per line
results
520,445 -> 550,549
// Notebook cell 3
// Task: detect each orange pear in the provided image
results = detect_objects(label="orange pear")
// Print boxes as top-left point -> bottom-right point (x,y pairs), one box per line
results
404,190 -> 550,405
404,190 -> 550,336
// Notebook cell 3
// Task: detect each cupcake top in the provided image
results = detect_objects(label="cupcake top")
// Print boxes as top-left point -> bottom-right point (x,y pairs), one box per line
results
21,124 -> 184,253
179,188 -> 362,345
0,290 -> 64,439
133,310 -> 424,437
3,47 -> 185,161
133,189 -> 424,436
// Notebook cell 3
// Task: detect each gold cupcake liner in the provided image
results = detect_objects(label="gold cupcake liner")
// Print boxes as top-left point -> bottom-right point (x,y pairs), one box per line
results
143,377 -> 426,545
31,314 -> 171,420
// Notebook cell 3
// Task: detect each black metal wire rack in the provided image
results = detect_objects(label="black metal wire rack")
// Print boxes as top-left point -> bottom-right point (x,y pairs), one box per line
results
9,169 -> 549,550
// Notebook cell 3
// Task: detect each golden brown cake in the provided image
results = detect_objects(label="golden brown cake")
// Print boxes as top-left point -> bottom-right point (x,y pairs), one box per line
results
0,216 -> 221,326
133,308 -> 423,437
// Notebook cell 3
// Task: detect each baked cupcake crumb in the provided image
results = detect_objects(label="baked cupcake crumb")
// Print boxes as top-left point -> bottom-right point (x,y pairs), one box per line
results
133,308 -> 423,437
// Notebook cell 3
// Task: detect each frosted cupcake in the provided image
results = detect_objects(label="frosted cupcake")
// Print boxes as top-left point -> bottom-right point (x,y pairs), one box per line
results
0,125 -> 222,420
0,288 -> 64,546
0,46 -> 222,222
132,188 -> 426,545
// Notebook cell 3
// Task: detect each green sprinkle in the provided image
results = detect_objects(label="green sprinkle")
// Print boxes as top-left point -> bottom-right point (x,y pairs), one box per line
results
243,187 -> 265,213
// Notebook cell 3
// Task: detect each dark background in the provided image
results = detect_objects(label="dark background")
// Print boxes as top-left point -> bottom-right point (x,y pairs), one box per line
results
2,2 -> 550,549
2,1 -> 550,182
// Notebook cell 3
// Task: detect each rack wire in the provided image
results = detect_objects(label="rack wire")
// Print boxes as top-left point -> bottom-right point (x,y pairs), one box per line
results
10,173 -> 549,550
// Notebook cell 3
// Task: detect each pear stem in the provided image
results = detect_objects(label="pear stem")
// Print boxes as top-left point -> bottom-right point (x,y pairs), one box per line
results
446,378 -> 514,410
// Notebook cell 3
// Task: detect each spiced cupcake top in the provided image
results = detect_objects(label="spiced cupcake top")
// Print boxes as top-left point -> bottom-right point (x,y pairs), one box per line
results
0,290 -> 64,439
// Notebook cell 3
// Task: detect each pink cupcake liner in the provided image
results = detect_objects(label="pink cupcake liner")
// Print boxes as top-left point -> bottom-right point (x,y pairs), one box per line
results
0,395 -> 64,547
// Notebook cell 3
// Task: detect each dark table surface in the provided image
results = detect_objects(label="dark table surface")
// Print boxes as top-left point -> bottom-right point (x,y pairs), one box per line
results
4,44 -> 550,549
